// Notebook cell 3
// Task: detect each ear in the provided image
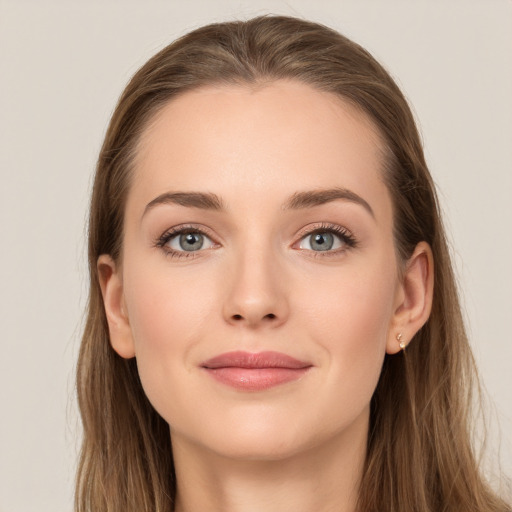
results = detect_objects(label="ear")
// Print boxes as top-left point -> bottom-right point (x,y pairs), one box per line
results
97,254 -> 136,359
386,241 -> 434,354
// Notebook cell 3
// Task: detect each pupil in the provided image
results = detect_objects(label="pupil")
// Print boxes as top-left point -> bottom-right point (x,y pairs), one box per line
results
180,233 -> 203,251
311,232 -> 333,251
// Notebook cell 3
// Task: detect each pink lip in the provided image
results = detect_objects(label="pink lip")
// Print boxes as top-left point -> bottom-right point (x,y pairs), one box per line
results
201,351 -> 312,391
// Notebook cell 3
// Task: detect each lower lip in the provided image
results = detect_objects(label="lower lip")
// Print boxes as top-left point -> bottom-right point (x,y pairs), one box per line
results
203,367 -> 311,391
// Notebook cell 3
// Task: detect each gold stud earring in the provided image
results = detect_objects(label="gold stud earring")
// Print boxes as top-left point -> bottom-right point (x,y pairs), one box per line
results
397,333 -> 406,350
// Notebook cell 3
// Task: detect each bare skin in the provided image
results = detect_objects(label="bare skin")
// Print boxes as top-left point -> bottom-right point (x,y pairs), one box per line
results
98,80 -> 434,512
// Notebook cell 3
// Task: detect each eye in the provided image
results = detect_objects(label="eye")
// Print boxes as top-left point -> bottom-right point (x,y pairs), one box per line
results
299,231 -> 343,251
168,231 -> 215,252
155,226 -> 216,256
296,224 -> 357,253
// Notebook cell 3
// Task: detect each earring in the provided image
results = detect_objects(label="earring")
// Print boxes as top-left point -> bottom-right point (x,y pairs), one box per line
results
397,333 -> 406,350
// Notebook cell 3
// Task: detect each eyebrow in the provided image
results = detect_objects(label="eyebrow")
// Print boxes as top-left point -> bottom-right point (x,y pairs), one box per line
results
283,188 -> 375,218
143,191 -> 225,217
142,187 -> 374,218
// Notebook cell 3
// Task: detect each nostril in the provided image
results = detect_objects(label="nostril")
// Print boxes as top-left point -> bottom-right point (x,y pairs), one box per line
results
231,313 -> 276,321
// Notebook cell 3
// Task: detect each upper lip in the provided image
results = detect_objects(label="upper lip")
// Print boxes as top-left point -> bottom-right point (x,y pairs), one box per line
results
201,351 -> 312,369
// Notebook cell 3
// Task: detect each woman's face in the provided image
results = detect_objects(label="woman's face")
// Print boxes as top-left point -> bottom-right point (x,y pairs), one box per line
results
105,80 -> 407,460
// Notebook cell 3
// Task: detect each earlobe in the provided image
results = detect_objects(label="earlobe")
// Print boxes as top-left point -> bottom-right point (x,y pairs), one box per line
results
386,241 -> 434,354
97,254 -> 136,359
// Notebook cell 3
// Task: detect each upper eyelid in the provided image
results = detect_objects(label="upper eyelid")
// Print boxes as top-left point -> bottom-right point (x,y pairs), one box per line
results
294,222 -> 353,238
160,223 -> 217,239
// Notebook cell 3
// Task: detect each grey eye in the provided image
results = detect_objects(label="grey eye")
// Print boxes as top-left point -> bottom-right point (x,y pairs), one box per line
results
167,232 -> 214,252
299,231 -> 344,252
309,232 -> 334,251
179,233 -> 204,251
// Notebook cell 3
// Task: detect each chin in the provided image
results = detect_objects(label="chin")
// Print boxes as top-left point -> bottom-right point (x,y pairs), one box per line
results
197,428 -> 314,462
171,403 -> 360,464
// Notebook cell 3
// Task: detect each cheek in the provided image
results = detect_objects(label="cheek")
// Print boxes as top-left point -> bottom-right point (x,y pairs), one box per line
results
122,261 -> 219,414
303,255 -> 396,343
299,258 -> 397,407
124,252 -> 221,342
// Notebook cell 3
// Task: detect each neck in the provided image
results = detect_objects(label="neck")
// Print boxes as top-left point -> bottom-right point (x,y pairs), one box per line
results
171,408 -> 368,512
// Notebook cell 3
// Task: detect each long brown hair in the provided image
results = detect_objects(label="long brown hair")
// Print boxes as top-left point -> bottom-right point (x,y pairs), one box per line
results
76,15 -> 510,511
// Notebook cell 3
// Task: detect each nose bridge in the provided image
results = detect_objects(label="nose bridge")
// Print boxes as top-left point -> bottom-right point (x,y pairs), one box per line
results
223,234 -> 288,327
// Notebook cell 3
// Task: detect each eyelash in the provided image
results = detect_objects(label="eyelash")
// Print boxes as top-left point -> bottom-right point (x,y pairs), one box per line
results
154,224 -> 217,259
154,222 -> 358,259
297,223 -> 358,257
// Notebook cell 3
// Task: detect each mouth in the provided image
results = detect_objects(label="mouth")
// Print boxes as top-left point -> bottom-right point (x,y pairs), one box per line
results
200,351 -> 313,391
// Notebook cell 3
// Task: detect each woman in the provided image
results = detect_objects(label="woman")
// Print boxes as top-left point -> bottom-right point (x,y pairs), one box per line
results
75,15 -> 510,512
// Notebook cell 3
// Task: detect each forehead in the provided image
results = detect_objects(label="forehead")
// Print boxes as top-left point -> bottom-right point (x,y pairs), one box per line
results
130,80 -> 390,219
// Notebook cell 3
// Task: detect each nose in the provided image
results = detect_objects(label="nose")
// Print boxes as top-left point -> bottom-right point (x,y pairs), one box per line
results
222,247 -> 289,329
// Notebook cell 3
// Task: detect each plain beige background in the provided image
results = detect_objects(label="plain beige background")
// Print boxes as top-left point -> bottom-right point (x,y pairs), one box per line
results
0,1 -> 511,510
